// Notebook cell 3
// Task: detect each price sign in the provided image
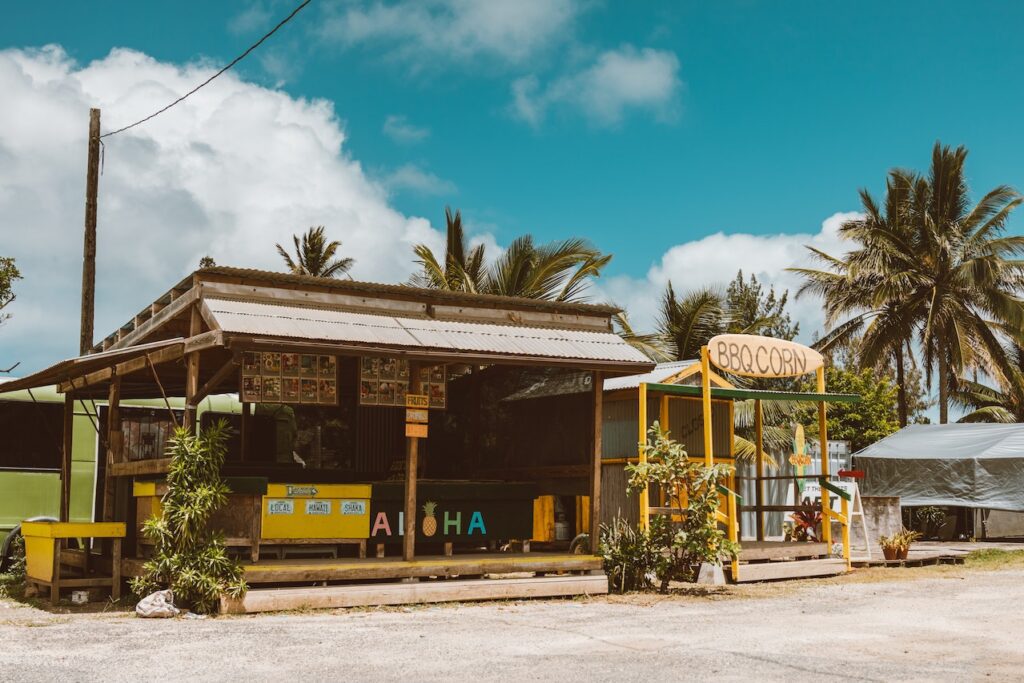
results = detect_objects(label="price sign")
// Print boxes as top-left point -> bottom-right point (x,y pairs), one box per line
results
406,408 -> 429,424
405,423 -> 428,438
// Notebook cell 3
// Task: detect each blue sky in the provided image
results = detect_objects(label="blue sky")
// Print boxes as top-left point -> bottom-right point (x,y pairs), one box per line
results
1,1 -> 1023,375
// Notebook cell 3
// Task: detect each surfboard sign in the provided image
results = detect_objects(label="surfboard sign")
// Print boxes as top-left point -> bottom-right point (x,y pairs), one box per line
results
707,334 -> 823,378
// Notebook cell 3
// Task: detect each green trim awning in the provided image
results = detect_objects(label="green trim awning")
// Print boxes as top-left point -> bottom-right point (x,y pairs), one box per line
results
644,382 -> 861,403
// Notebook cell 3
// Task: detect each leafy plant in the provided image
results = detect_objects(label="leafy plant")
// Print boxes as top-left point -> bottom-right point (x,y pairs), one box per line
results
625,422 -> 740,592
789,502 -> 822,542
598,517 -> 658,593
915,506 -> 947,538
879,528 -> 922,553
130,420 -> 246,614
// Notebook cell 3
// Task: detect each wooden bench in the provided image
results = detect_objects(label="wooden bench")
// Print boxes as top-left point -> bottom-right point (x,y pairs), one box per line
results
22,522 -> 126,605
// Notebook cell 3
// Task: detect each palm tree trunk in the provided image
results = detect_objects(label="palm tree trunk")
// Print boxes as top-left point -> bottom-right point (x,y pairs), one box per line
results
938,353 -> 949,424
895,349 -> 908,427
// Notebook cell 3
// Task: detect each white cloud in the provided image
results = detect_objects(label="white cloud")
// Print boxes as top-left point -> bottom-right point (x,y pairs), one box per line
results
382,114 -> 430,144
318,0 -> 582,68
0,45 -> 444,372
595,212 -> 863,343
228,3 -> 273,35
383,164 -> 457,196
512,45 -> 682,127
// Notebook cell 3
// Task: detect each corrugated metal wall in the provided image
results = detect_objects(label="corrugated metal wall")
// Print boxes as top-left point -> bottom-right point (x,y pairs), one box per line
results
601,396 -> 732,460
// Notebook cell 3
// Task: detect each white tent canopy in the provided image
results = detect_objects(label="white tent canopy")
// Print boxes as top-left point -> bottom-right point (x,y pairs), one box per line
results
856,423 -> 1024,512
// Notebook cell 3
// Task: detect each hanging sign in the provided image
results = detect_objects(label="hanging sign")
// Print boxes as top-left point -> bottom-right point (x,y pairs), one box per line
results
707,334 -> 823,378
406,394 -> 430,409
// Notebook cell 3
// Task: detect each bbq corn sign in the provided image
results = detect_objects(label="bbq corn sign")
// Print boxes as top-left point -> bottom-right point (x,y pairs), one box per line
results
707,334 -> 824,378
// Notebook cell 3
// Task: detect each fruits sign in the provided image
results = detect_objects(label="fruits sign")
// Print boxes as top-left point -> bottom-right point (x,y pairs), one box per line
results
406,394 -> 430,409
708,334 -> 824,378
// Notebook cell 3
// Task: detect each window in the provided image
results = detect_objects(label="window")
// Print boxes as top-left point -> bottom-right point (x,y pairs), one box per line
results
0,400 -> 63,470
118,406 -> 183,461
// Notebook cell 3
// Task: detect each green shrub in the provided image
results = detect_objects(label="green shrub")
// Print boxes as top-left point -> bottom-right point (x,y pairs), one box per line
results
626,422 -> 740,592
599,517 -> 658,593
130,420 -> 246,614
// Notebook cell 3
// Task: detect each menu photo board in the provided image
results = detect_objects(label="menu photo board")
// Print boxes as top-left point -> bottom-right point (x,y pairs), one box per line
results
359,356 -> 445,408
242,351 -> 337,405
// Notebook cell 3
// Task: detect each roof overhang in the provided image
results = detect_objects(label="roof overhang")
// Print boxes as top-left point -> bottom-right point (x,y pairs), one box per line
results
645,382 -> 861,403
0,338 -> 186,395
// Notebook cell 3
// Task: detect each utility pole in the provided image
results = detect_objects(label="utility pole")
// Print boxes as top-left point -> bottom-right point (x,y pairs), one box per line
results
80,108 -> 100,355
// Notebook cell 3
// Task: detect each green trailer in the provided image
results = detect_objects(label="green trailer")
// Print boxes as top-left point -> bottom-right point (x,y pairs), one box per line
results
0,379 -> 240,567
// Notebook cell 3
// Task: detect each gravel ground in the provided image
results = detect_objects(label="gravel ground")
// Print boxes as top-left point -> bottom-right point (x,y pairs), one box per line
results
2,564 -> 1022,682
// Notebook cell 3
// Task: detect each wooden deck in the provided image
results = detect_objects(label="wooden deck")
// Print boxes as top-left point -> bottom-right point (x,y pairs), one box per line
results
123,552 -> 603,585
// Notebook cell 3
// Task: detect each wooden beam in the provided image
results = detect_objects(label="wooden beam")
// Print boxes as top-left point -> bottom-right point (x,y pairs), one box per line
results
60,394 -> 74,522
107,286 -> 198,351
221,574 -> 609,614
109,458 -> 172,477
184,305 -> 202,431
590,371 -> 603,551
191,356 -> 239,406
224,335 -> 651,375
700,346 -> 714,467
754,398 -> 765,542
59,342 -> 185,393
817,366 -> 832,547
102,375 -> 121,523
403,362 -> 421,562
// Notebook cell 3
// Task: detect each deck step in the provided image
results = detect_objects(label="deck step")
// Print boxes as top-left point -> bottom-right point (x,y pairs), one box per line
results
731,558 -> 848,583
739,542 -> 828,562
220,573 -> 609,614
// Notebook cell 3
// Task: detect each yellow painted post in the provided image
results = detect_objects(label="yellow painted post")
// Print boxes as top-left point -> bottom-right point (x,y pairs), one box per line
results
816,366 -> 832,547
700,346 -> 713,468
638,382 -> 649,530
841,496 -> 851,570
754,398 -> 765,541
728,490 -> 739,580
658,393 -> 670,508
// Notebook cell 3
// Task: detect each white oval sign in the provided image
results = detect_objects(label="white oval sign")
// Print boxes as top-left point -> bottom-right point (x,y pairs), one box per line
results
707,334 -> 823,378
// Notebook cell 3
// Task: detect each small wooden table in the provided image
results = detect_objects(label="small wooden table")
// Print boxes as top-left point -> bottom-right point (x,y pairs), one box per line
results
22,522 -> 126,605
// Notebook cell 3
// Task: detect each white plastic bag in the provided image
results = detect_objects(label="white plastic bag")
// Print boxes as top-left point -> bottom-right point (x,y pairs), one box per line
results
136,589 -> 181,618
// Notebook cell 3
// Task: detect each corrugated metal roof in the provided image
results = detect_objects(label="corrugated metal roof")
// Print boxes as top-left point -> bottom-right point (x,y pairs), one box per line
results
603,360 -> 698,391
206,298 -> 652,365
0,338 -> 185,394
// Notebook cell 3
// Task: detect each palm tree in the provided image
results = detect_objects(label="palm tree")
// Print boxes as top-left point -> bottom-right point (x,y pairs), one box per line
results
411,207 -> 486,292
412,210 -> 612,302
485,235 -> 611,302
612,311 -> 671,362
790,169 -> 922,426
658,283 -> 729,361
792,143 -> 1024,423
276,226 -> 355,279
914,143 -> 1024,422
954,341 -> 1024,423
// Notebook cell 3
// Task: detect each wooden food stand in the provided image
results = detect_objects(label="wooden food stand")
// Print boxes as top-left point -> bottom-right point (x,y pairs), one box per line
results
6,267 -> 653,611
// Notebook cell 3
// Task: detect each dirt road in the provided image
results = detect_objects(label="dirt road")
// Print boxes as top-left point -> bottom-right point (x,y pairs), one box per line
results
2,564 -> 1022,682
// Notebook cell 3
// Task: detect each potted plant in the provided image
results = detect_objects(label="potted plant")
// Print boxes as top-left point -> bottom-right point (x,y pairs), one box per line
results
879,528 -> 922,560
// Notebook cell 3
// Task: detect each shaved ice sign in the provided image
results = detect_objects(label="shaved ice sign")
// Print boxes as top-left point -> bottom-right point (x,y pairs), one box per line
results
708,334 -> 823,378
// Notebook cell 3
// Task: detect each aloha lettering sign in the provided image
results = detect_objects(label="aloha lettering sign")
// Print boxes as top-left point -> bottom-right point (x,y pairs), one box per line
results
708,334 -> 823,378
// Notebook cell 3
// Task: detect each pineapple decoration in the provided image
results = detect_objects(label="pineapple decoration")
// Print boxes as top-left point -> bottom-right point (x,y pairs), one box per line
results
422,501 -> 438,537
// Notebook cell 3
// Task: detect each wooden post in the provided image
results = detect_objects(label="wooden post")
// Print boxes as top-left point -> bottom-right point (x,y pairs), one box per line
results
102,374 -> 122,523
403,362 -> 421,562
589,371 -> 603,553
240,398 -> 251,462
184,305 -> 202,431
60,393 -> 74,522
637,382 -> 649,530
817,366 -> 832,546
659,394 -> 669,506
700,346 -> 714,467
80,108 -> 100,355
754,398 -> 764,542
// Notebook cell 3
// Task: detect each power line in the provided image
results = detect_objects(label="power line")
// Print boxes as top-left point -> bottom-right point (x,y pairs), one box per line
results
100,0 -> 312,139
